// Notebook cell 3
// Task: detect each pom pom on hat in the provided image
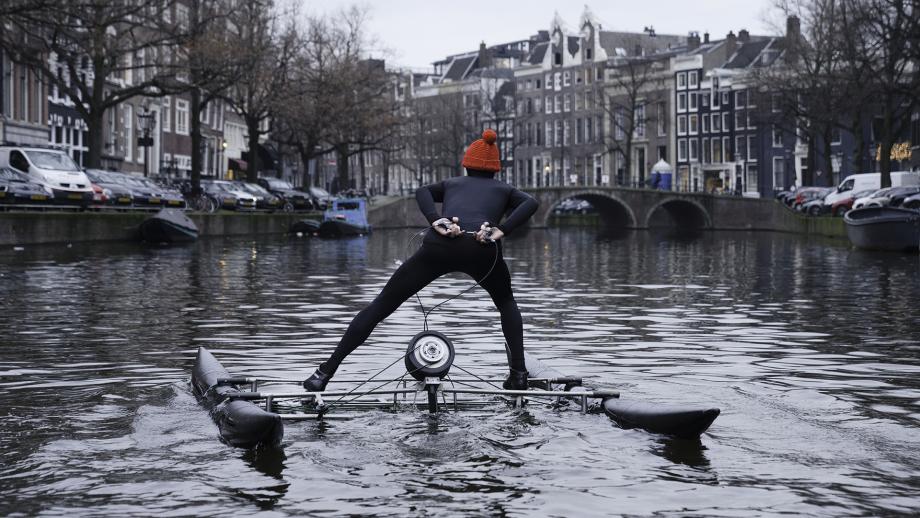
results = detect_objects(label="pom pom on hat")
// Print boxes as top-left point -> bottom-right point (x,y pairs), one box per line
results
461,128 -> 501,173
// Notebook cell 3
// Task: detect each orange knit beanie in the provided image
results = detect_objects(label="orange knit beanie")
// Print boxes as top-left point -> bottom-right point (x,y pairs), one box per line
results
461,129 -> 501,173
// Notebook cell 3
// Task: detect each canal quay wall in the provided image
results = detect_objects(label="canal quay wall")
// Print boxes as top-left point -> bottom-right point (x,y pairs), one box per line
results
0,212 -> 312,246
0,196 -> 844,246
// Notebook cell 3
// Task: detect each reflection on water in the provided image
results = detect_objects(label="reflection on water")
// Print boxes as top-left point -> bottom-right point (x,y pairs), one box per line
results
0,229 -> 918,516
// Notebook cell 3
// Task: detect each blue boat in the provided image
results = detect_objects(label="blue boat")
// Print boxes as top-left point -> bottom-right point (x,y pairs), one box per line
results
319,198 -> 372,237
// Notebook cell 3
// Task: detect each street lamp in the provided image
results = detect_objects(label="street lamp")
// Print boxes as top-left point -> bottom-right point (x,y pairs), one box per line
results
544,164 -> 550,188
136,106 -> 157,178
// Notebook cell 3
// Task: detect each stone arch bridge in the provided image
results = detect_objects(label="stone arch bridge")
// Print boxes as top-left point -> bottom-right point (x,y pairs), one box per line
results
370,187 -> 788,231
525,187 -> 778,230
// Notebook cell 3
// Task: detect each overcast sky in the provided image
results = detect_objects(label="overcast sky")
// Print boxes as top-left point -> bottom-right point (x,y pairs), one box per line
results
307,1 -> 780,70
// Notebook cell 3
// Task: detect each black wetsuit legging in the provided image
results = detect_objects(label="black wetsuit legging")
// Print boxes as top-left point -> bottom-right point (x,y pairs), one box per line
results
318,231 -> 525,375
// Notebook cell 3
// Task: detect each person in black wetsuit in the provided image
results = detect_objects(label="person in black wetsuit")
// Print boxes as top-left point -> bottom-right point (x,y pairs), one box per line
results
303,129 -> 539,391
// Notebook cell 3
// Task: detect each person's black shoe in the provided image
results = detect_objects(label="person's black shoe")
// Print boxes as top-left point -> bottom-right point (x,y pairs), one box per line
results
502,369 -> 528,391
302,368 -> 332,392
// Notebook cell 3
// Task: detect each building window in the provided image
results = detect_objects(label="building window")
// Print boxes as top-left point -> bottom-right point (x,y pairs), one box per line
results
735,90 -> 747,108
702,114 -> 710,133
677,72 -> 687,89
124,104 -> 133,161
771,94 -> 781,113
736,136 -> 745,161
688,70 -> 698,88
677,115 -> 687,136
574,93 -> 582,111
586,117 -> 593,143
701,94 -> 709,108
575,118 -> 583,144
689,114 -> 698,135
773,157 -> 785,190
721,92 -> 729,105
735,110 -> 745,130
563,71 -> 571,86
723,137 -> 731,161
746,165 -> 758,193
615,108 -> 625,140
545,74 -> 552,89
657,102 -> 666,136
712,113 -> 721,132
162,96 -> 171,132
536,122 -> 543,146
713,138 -> 722,163
772,126 -> 783,147
678,139 -> 687,161
563,94 -> 571,112
703,137 -> 711,162
635,103 -> 646,138
536,79 -> 542,89
555,120 -> 563,146
746,110 -> 756,129
689,92 -> 698,111
554,94 -> 561,112
722,113 -> 730,132
176,99 -> 189,135
689,138 -> 698,161
545,96 -> 552,114
831,128 -> 842,145
544,123 -> 551,148
747,135 -> 757,162
677,92 -> 687,112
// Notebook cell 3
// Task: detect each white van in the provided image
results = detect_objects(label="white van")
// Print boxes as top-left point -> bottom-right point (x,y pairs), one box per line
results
0,146 -> 93,205
823,171 -> 920,206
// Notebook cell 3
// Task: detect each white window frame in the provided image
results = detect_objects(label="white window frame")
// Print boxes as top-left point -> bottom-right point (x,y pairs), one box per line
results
723,137 -> 731,161
689,114 -> 698,135
689,92 -> 698,111
678,139 -> 687,161
677,115 -> 687,136
702,114 -> 710,133
689,138 -> 698,161
563,71 -> 571,87
722,112 -> 730,132
176,98 -> 189,135
747,135 -> 757,162
736,136 -> 745,161
545,96 -> 552,114
635,103 -> 646,138
772,126 -> 783,147
677,72 -> 687,90
554,94 -> 561,113
124,104 -> 133,161
563,94 -> 571,112
688,70 -> 698,88
162,96 -> 171,132
657,102 -> 666,137
772,157 -> 785,190
677,92 -> 687,112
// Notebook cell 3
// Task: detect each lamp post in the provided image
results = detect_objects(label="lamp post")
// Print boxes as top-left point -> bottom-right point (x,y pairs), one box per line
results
544,164 -> 550,188
136,106 -> 156,178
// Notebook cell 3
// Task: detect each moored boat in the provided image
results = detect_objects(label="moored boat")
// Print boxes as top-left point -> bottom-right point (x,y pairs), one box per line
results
318,198 -> 371,237
290,218 -> 321,235
844,206 -> 920,252
139,208 -> 199,243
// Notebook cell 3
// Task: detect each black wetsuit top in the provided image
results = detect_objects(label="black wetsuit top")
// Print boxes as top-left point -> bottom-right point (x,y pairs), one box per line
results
415,171 -> 539,234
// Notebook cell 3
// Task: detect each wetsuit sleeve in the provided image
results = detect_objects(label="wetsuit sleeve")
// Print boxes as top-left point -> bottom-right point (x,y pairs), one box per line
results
415,181 -> 446,224
496,188 -> 538,235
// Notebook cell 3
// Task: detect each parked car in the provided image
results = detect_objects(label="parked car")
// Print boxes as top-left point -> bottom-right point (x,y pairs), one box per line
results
794,187 -> 832,211
202,180 -> 257,211
232,181 -> 284,211
901,192 -> 920,210
803,198 -> 828,216
0,145 -> 93,206
886,186 -> 920,207
0,166 -> 54,206
829,188 -> 875,217
824,171 -> 920,206
84,169 -> 135,207
852,187 -> 904,209
307,186 -> 333,210
139,177 -> 186,208
257,178 -> 312,211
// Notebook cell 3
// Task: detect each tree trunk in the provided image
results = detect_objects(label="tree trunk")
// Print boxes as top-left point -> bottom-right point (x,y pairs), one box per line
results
822,125 -> 834,187
805,135 -> 816,186
879,97 -> 893,188
359,150 -> 366,190
850,114 -> 864,176
85,108 -> 105,169
382,151 -> 390,195
246,116 -> 261,183
336,144 -> 349,192
191,88 -> 203,191
299,150 -> 311,188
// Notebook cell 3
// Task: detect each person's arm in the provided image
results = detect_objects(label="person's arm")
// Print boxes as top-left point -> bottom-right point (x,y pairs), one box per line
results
495,188 -> 538,236
415,181 -> 446,224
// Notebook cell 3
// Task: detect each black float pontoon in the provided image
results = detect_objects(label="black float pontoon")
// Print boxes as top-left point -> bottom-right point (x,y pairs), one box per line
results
191,347 -> 283,448
139,208 -> 199,243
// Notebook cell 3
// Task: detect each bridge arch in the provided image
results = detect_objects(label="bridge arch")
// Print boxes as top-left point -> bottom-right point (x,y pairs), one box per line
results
644,198 -> 712,230
542,190 -> 637,228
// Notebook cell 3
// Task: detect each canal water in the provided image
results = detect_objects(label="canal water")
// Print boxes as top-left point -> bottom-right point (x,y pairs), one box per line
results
0,229 -> 918,516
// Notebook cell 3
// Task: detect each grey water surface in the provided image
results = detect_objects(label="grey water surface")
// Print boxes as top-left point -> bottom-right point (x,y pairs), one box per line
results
0,228 -> 918,517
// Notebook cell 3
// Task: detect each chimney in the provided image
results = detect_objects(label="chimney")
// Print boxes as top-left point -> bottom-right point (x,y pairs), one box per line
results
478,41 -> 492,68
725,30 -> 737,57
688,31 -> 701,50
703,32 -> 710,44
739,29 -> 750,43
785,16 -> 801,63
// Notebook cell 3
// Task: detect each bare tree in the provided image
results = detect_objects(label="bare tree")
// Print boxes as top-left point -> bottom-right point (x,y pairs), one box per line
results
0,0 -> 185,168
225,0 -> 298,182
601,53 -> 667,186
